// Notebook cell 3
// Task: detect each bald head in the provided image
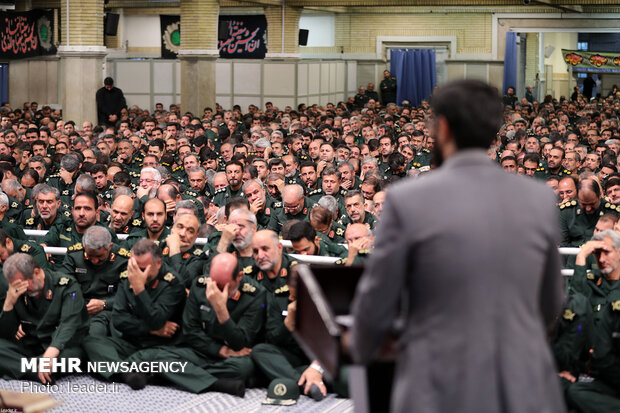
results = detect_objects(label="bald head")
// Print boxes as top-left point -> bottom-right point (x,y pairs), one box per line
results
346,223 -> 371,243
210,252 -> 240,288
110,194 -> 135,231
252,229 -> 283,272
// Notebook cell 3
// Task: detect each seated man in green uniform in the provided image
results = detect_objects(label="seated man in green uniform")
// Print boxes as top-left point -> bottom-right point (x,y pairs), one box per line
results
161,212 -> 206,288
559,178 -> 618,247
121,252 -> 266,395
123,198 -> 170,250
267,184 -> 315,234
0,253 -> 88,383
21,184 -> 71,230
41,192 -> 118,267
560,229 -> 620,412
249,230 -> 328,401
209,208 -> 257,272
61,226 -> 130,336
309,205 -> 346,244
340,190 -> 377,230
287,221 -> 348,259
82,239 -> 186,388
339,223 -> 373,266
0,229 -> 48,269
0,191 -> 27,240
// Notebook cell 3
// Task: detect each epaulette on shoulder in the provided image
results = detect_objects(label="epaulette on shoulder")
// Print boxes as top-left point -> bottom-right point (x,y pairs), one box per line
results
272,201 -> 282,208
559,200 -> 578,210
241,282 -> 257,294
335,258 -> 347,265
193,248 -> 203,257
117,247 -> 131,257
603,202 -> 618,211
173,166 -> 183,172
197,276 -> 208,286
20,243 -> 32,253
68,242 -> 83,252
163,272 -> 176,282
214,188 -> 227,195
242,265 -> 253,275
132,219 -> 142,227
308,189 -> 322,196
58,276 -> 71,286
335,227 -> 345,236
274,285 -> 290,295
120,270 -> 128,279
564,169 -> 571,175
422,147 -> 430,153
25,217 -> 34,226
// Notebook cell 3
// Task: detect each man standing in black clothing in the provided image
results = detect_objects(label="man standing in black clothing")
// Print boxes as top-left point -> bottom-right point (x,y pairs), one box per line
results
96,77 -> 127,126
380,70 -> 397,106
583,74 -> 596,100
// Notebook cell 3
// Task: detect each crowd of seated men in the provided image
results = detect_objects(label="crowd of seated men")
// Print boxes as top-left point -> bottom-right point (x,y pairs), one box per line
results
0,86 -> 618,410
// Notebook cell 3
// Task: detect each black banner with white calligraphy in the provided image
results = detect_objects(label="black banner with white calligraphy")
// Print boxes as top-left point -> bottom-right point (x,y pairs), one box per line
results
0,9 -> 56,59
218,15 -> 267,59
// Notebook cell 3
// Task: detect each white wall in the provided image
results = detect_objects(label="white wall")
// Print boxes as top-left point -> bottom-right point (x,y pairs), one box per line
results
124,15 -> 161,49
299,13 -> 335,47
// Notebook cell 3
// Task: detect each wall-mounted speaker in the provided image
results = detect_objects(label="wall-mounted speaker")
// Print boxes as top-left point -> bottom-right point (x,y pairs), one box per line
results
104,13 -> 119,36
299,29 -> 309,46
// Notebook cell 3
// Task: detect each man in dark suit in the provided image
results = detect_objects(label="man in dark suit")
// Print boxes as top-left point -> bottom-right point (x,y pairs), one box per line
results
350,79 -> 566,413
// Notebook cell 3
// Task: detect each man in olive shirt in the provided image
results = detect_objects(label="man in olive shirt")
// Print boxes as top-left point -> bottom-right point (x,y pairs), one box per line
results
61,226 -> 130,336
82,239 -> 185,388
123,198 -> 170,250
41,192 -> 118,267
161,213 -> 206,288
288,221 -> 348,258
121,252 -> 266,395
0,253 -> 88,383
250,230 -> 328,400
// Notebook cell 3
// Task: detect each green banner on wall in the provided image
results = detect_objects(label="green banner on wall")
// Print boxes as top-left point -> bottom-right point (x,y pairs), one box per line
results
562,49 -> 620,73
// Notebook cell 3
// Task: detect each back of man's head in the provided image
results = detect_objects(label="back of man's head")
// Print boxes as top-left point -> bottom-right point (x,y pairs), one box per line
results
431,80 -> 503,150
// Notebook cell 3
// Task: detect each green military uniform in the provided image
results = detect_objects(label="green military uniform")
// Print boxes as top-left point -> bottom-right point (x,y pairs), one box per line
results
41,222 -> 119,268
102,213 -> 143,236
535,166 -> 572,180
0,272 -> 88,380
411,147 -> 432,169
308,187 -> 347,219
267,197 -> 315,234
316,238 -> 348,259
251,253 -> 310,381
561,265 -> 620,412
0,218 -> 27,240
162,243 -> 208,288
60,243 -> 131,336
200,234 -> 255,275
285,173 -> 304,187
5,195 -> 25,224
317,220 -> 346,244
211,186 -> 245,207
45,174 -> 76,208
179,193 -> 206,224
12,239 -> 49,269
335,248 -> 372,266
552,291 -> 592,389
256,203 -> 280,230
339,211 -> 378,231
82,264 -> 186,380
122,227 -> 170,250
122,275 -> 266,393
21,208 -> 72,230
559,200 -> 619,247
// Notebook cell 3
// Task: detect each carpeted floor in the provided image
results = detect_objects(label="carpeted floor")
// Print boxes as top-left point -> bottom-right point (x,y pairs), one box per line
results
0,375 -> 353,413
